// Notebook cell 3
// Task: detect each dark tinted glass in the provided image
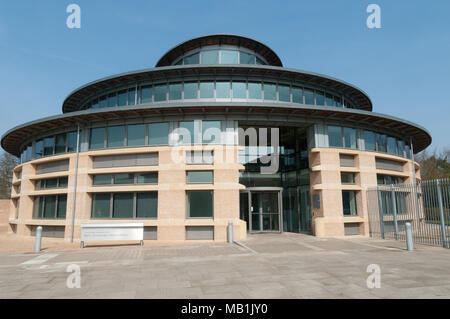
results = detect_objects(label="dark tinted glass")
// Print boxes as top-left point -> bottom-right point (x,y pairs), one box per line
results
93,174 -> 112,185
364,131 -> 376,151
43,137 -> 55,156
114,173 -> 134,185
304,89 -> 314,104
279,85 -> 290,102
117,90 -> 127,106
136,173 -> 158,184
107,126 -> 125,148
187,191 -> 213,218
89,128 -> 105,149
55,134 -> 67,154
141,86 -> 152,103
148,122 -> 169,145
328,126 -> 343,147
67,132 -> 78,152
113,193 -> 134,218
127,124 -> 146,146
92,194 -> 111,218
57,195 -> 67,218
136,193 -> 158,218
154,84 -> 167,102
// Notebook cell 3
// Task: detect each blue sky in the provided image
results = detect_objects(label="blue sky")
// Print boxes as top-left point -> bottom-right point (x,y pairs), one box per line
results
0,0 -> 449,154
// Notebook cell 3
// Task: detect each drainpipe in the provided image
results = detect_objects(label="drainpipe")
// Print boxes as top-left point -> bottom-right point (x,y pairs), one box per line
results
70,123 -> 81,243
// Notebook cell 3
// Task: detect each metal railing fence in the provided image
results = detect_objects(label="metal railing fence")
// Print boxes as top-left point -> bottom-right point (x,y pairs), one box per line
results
367,178 -> 450,248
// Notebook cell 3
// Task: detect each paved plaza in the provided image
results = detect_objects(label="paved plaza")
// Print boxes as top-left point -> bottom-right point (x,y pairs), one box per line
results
0,233 -> 450,298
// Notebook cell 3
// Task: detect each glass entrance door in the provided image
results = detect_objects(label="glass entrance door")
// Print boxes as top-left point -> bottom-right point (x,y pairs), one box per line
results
250,191 -> 281,232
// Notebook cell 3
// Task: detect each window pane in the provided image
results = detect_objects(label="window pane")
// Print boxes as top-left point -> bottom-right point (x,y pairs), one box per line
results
342,191 -> 357,216
304,89 -> 314,104
326,93 -> 334,106
341,172 -> 355,184
397,140 -> 405,157
92,194 -> 111,218
364,131 -> 376,151
179,121 -> 195,145
292,87 -> 303,103
154,84 -> 167,102
248,82 -> 262,99
58,176 -> 68,188
328,126 -> 343,147
91,99 -> 99,109
136,193 -> 157,218
107,93 -> 116,107
26,145 -> 32,162
184,53 -> 199,65
67,132 -> 77,152
264,83 -> 276,100
240,52 -> 255,64
44,196 -> 56,218
128,88 -> 136,105
187,171 -> 213,183
43,137 -> 55,156
107,126 -> 125,148
94,174 -> 112,185
316,91 -> 325,106
55,134 -> 67,154
136,173 -> 158,184
202,121 -> 221,144
334,96 -> 342,107
35,197 -> 44,218
127,124 -> 146,147
117,90 -> 127,106
220,50 -> 238,64
148,122 -> 169,145
141,86 -> 152,103
187,191 -> 213,218
89,128 -> 105,150
35,140 -> 44,158
113,193 -> 134,218
200,82 -> 214,98
114,173 -> 134,185
232,82 -> 246,99
387,137 -> 397,155
57,195 -> 67,219
184,82 -> 198,99
377,134 -> 387,152
98,96 -> 107,108
343,127 -> 357,149
216,82 -> 230,98
201,50 -> 219,64
279,85 -> 290,102
169,83 -> 182,100
45,178 -> 58,188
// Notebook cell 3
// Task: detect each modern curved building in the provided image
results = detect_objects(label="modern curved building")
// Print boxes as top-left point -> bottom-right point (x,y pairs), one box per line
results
1,34 -> 431,242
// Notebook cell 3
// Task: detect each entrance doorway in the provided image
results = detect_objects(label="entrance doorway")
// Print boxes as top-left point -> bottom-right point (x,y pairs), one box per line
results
240,188 -> 282,233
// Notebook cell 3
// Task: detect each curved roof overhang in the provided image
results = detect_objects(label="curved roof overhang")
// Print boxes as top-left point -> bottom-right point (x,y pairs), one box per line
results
62,64 -> 373,113
2,103 -> 431,157
155,34 -> 283,67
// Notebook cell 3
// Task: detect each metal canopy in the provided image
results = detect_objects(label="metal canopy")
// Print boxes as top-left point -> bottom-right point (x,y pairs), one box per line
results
1,103 -> 431,157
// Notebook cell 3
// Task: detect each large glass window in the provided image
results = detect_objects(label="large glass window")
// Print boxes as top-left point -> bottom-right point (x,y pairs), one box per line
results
335,96 -> 343,107
240,52 -> 255,64
57,195 -> 67,218
342,190 -> 357,216
292,87 -> 303,103
148,122 -> 169,145
43,137 -> 55,156
127,124 -> 146,147
114,173 -> 134,185
364,131 -> 376,151
98,96 -> 107,108
92,194 -> 110,218
113,193 -> 134,218
107,93 -> 117,107
304,89 -> 314,105
200,82 -> 214,98
128,88 -> 136,105
154,84 -> 167,102
43,196 -> 56,218
341,172 -> 356,184
107,126 -> 125,148
55,134 -> 67,154
136,173 -> 158,184
387,137 -> 397,155
316,91 -> 325,106
248,82 -> 262,99
221,50 -> 238,64
202,121 -> 221,144
136,193 -> 158,218
397,140 -> 405,157
187,171 -> 213,184
279,85 -> 290,102
35,140 -> 44,158
232,82 -> 246,99
179,121 -> 195,144
187,190 -> 213,218
201,50 -> 219,64
328,126 -> 343,147
184,82 -> 198,99
216,82 -> 230,98
264,83 -> 276,100
89,128 -> 105,150
184,53 -> 199,65
169,83 -> 182,100
326,93 -> 334,106
67,132 -> 77,152
93,174 -> 112,185
377,134 -> 387,152
33,195 -> 66,219
343,128 -> 357,149
141,86 -> 152,104
117,90 -> 127,106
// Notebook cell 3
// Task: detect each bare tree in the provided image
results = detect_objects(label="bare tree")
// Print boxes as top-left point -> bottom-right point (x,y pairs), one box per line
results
0,151 -> 19,199
416,147 -> 450,180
